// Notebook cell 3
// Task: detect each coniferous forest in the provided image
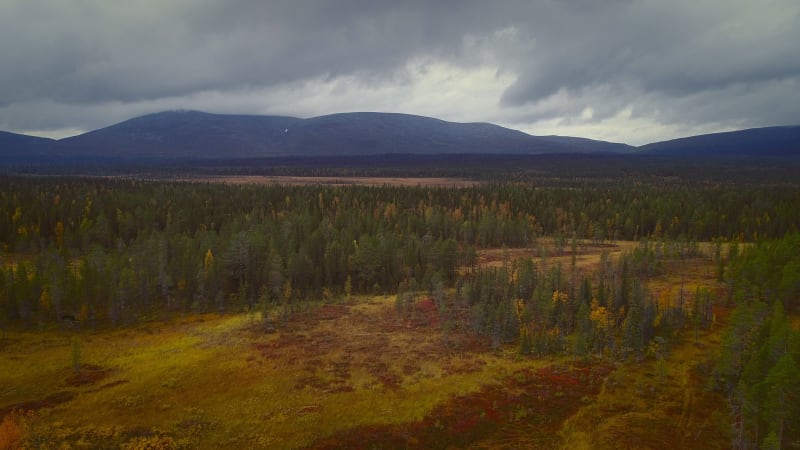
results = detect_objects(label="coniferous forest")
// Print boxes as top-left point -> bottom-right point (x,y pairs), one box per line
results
1,160 -> 799,449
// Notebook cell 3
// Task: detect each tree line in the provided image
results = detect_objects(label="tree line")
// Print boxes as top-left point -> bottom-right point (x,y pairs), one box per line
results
714,232 -> 800,450
0,175 -> 797,331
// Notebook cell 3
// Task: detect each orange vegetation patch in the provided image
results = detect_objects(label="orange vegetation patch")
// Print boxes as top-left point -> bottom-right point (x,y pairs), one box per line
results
65,364 -> 112,387
476,240 -> 639,272
712,305 -> 733,324
308,363 -> 614,449
646,256 -> 728,317
0,364 -> 117,420
250,298 -> 493,404
175,175 -> 482,187
0,391 -> 76,419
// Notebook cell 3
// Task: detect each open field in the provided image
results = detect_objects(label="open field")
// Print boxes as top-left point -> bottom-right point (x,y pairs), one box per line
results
0,242 -> 734,449
1,297 -> 602,449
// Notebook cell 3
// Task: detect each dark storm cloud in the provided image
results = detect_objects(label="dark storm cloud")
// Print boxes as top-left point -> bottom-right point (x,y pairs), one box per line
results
0,0 -> 798,143
0,1 -> 499,104
498,1 -> 800,102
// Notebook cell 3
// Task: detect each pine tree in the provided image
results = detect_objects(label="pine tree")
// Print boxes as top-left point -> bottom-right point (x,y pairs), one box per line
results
763,354 -> 800,446
760,431 -> 780,450
574,299 -> 592,360
622,300 -> 643,360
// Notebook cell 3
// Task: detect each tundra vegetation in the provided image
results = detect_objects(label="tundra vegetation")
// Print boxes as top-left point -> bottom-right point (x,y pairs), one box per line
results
0,164 -> 798,449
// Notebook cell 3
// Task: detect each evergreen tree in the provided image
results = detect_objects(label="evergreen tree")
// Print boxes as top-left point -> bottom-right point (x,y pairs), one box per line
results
763,354 -> 800,447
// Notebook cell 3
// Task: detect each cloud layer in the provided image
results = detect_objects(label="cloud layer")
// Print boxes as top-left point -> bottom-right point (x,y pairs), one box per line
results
2,0 -> 799,144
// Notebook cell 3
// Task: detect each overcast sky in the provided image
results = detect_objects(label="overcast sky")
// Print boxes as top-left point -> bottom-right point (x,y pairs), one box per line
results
1,0 -> 799,145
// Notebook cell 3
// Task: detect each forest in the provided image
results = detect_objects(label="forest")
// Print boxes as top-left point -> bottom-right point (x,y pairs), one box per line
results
1,165 -> 799,449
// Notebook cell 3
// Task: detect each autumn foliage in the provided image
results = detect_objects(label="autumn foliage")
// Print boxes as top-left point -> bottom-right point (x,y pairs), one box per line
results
0,412 -> 23,450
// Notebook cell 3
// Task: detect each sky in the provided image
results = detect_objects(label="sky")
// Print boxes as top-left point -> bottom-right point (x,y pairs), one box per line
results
1,1 -> 799,146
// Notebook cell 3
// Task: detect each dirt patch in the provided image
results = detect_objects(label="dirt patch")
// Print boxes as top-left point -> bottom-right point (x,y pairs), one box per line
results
295,354 -> 354,393
253,304 -> 353,361
0,391 -> 76,418
65,364 -> 112,387
0,337 -> 19,352
363,357 -> 402,390
712,305 -> 733,324
441,357 -> 487,377
294,374 -> 354,394
96,380 -> 129,390
314,304 -> 350,321
297,404 -> 322,416
254,298 -> 493,399
280,304 -> 352,332
308,363 -> 614,449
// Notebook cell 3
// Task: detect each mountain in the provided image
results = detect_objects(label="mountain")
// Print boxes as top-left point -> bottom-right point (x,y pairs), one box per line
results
278,112 -> 630,156
38,110 -> 632,160
4,111 -> 798,162
56,110 -> 301,159
0,131 -> 56,160
639,126 -> 800,157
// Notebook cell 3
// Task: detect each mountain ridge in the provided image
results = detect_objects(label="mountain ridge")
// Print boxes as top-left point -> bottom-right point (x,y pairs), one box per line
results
55,110 -> 632,159
637,125 -> 800,157
0,131 -> 56,159
1,110 -> 798,161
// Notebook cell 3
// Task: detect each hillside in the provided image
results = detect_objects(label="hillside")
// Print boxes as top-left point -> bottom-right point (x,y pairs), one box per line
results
6,110 -> 631,161
639,125 -> 800,157
56,111 -> 301,159
3,111 -> 800,162
0,131 -> 56,160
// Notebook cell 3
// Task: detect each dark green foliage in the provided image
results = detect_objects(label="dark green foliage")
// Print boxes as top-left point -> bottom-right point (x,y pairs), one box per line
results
714,234 -> 800,448
728,233 -> 800,312
2,174 -> 779,344
457,249 -> 685,359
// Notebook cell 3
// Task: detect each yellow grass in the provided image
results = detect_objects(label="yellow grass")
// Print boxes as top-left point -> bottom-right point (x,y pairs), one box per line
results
1,297 -> 545,449
1,242 -> 734,448
560,328 -> 730,450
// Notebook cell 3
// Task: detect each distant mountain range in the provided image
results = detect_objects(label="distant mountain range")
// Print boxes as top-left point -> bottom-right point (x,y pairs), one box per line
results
1,110 -> 798,161
52,110 -> 630,159
0,131 -> 56,160
638,126 -> 800,157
